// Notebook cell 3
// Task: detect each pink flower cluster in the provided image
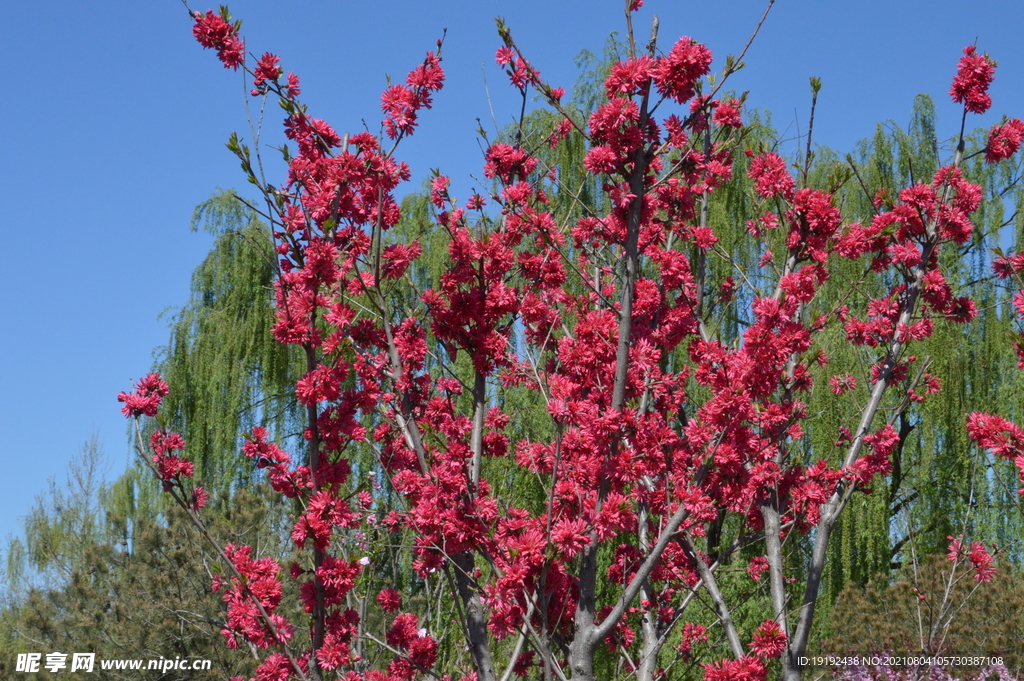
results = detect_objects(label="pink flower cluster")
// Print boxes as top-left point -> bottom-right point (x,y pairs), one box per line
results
947,535 -> 997,583
704,656 -> 766,681
251,52 -> 282,95
950,45 -> 996,113
191,10 -> 245,70
219,544 -> 292,650
986,118 -> 1024,163
380,51 -> 444,139
653,38 -> 714,103
116,372 -> 169,418
495,46 -> 541,90
150,430 -> 193,489
966,413 -> 1024,492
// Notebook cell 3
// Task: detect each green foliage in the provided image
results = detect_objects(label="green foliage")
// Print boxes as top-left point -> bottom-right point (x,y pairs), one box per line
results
14,437 -> 106,590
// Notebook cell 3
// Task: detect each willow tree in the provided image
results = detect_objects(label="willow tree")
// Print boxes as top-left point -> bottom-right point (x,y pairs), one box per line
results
155,190 -> 306,489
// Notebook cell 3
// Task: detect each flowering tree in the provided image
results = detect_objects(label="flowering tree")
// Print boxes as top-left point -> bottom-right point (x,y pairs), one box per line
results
118,3 -> 1024,680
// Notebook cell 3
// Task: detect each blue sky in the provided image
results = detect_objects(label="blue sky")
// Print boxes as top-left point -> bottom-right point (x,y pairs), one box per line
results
1,0 -> 1022,545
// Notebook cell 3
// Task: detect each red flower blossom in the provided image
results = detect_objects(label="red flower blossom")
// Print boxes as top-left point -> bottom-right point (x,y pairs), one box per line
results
381,51 -> 445,139
947,536 -> 997,582
749,151 -> 795,201
605,57 -> 655,98
483,143 -> 537,182
750,619 -> 787,659
495,46 -> 514,66
653,37 -> 712,104
950,45 -> 995,114
377,588 -> 402,612
829,374 -> 857,395
746,556 -> 770,581
986,118 -> 1024,163
966,412 -> 1024,460
117,373 -> 169,418
190,487 -> 208,511
704,656 -> 766,681
678,623 -> 709,660
584,145 -> 619,174
969,542 -> 996,583
192,10 -> 245,70
252,51 -> 281,93
713,98 -> 743,128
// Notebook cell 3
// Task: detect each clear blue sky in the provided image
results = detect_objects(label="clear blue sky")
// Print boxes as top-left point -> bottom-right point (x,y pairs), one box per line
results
1,1 -> 1022,545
